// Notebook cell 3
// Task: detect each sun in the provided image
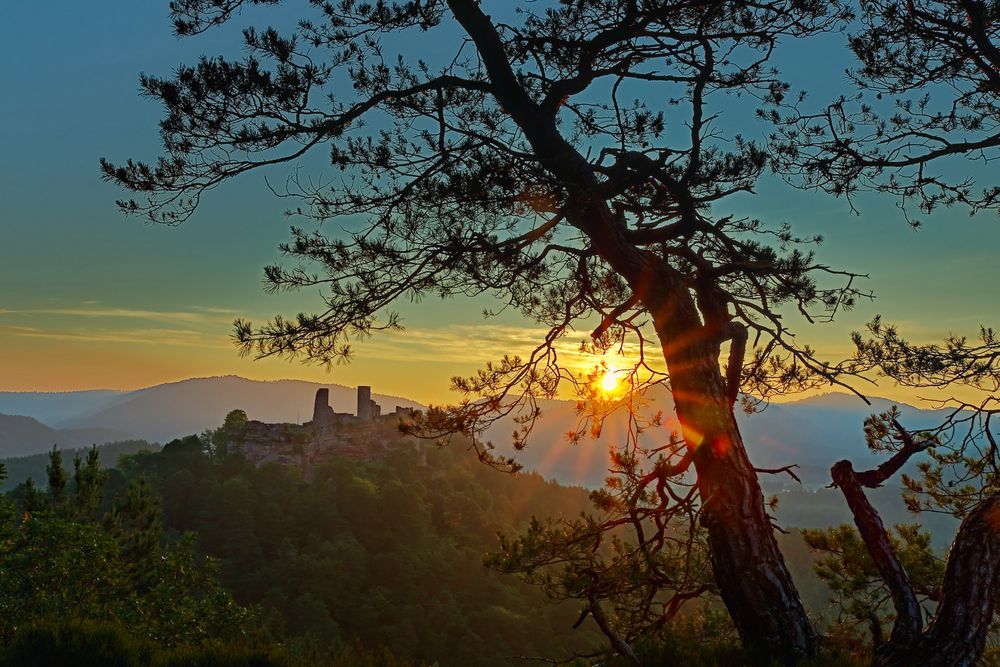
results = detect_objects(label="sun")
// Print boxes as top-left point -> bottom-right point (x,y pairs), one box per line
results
600,369 -> 620,394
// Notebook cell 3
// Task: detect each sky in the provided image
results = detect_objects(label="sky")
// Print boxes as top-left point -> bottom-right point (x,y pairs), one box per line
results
1,1 -> 997,405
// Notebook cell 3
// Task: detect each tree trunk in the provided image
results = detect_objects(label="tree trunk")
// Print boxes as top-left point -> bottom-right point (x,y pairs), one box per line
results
647,285 -> 818,665
445,7 -> 817,659
877,493 -> 1000,667
831,459 -> 922,648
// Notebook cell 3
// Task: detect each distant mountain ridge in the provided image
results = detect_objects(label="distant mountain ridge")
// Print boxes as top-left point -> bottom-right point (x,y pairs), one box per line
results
0,376 -> 424,446
0,389 -> 126,425
483,386 -> 954,489
0,376 -> 953,488
0,413 -> 130,458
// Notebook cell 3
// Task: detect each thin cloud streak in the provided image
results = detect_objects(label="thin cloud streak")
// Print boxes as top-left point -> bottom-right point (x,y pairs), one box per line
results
359,323 -> 647,371
0,325 -> 229,349
0,305 -> 241,325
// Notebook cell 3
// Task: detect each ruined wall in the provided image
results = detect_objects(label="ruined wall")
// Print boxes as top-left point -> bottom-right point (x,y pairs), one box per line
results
357,385 -> 372,421
232,385 -> 420,475
313,388 -> 338,427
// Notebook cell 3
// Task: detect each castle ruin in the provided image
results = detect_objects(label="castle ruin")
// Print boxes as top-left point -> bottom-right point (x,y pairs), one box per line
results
355,385 -> 380,421
234,385 -> 420,474
311,385 -> 391,426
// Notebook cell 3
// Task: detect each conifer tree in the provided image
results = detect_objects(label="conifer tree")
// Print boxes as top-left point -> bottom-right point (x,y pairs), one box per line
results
106,478 -> 164,591
45,446 -> 67,509
102,1 -> 1000,663
72,446 -> 107,519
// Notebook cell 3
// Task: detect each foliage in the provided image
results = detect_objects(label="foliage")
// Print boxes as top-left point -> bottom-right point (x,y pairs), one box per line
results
487,431 -> 713,659
0,618 -> 418,667
853,321 -> 1000,519
773,0 -> 1000,223
0,447 -> 251,648
1,619 -> 143,667
207,410 -> 249,460
802,523 -> 944,644
0,416 -> 955,666
122,431 -> 604,666
0,439 -> 159,493
594,609 -> 867,667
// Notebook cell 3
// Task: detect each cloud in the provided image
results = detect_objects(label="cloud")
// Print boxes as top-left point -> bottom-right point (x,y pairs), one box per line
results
0,301 -> 640,372
190,305 -> 242,315
0,325 -> 229,349
0,325 -> 43,334
0,302 -> 248,350
0,304 -> 245,327
356,323 -> 646,371
26,307 -> 210,324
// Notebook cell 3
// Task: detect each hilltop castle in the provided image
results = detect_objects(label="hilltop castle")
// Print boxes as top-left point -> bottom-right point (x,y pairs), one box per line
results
309,385 -> 415,426
234,386 -> 421,473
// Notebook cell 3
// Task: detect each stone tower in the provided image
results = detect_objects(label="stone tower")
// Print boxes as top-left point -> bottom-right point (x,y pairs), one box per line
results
313,388 -> 334,427
357,385 -> 372,421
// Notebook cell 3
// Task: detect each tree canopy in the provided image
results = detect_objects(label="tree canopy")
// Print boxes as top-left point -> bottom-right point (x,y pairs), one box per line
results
103,1 -> 1000,664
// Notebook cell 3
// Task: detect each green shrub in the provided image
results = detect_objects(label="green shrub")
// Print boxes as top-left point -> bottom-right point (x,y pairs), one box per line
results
152,645 -> 292,667
0,619 -> 142,667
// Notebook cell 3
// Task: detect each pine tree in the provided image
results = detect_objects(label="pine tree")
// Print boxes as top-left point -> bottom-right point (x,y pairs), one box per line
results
101,1 -> 1000,663
45,446 -> 67,509
72,446 -> 107,519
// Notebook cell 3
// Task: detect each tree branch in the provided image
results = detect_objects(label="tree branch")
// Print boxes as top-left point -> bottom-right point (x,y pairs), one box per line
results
830,459 -> 922,647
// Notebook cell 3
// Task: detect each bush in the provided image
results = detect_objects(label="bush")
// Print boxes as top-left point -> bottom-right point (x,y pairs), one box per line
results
0,619 -> 142,667
0,620 -> 421,667
152,645 -> 292,667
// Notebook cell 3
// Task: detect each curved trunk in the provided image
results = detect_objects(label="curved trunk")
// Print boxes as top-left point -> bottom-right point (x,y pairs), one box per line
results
647,287 -> 818,665
445,7 -> 816,659
877,493 -> 1000,667
831,459 -> 922,647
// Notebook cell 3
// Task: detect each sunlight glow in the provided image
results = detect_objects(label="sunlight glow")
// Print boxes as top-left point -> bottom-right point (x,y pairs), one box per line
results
600,369 -> 620,394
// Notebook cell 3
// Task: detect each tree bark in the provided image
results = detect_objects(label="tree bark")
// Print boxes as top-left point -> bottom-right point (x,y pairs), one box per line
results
445,3 -> 818,661
877,493 -> 1000,667
831,459 -> 922,648
646,281 -> 818,665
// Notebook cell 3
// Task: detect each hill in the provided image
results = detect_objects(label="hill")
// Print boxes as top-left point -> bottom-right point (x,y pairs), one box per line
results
116,433 -> 604,666
0,377 -> 957,490
0,413 -> 130,458
0,376 -> 423,445
0,389 -> 124,425
0,412 -> 961,664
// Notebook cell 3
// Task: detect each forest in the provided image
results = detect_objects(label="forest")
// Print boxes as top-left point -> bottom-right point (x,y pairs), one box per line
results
0,425 -> 605,666
3,0 -> 999,664
4,413 -> 993,666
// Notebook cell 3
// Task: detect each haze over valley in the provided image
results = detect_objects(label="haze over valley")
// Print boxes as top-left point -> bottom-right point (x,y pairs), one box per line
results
0,376 -> 942,487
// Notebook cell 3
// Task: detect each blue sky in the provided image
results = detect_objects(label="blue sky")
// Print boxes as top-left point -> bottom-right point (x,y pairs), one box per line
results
1,1 -> 997,402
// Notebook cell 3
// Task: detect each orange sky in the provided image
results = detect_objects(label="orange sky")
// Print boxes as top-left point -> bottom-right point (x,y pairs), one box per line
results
0,302 -> 984,411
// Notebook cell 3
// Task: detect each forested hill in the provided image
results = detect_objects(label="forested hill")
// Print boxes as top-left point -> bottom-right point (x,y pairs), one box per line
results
1,423 -> 927,665
0,439 -> 159,492
121,434 -> 604,666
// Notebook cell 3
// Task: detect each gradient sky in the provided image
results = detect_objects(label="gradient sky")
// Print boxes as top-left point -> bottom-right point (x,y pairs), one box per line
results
1,1 -> 997,404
